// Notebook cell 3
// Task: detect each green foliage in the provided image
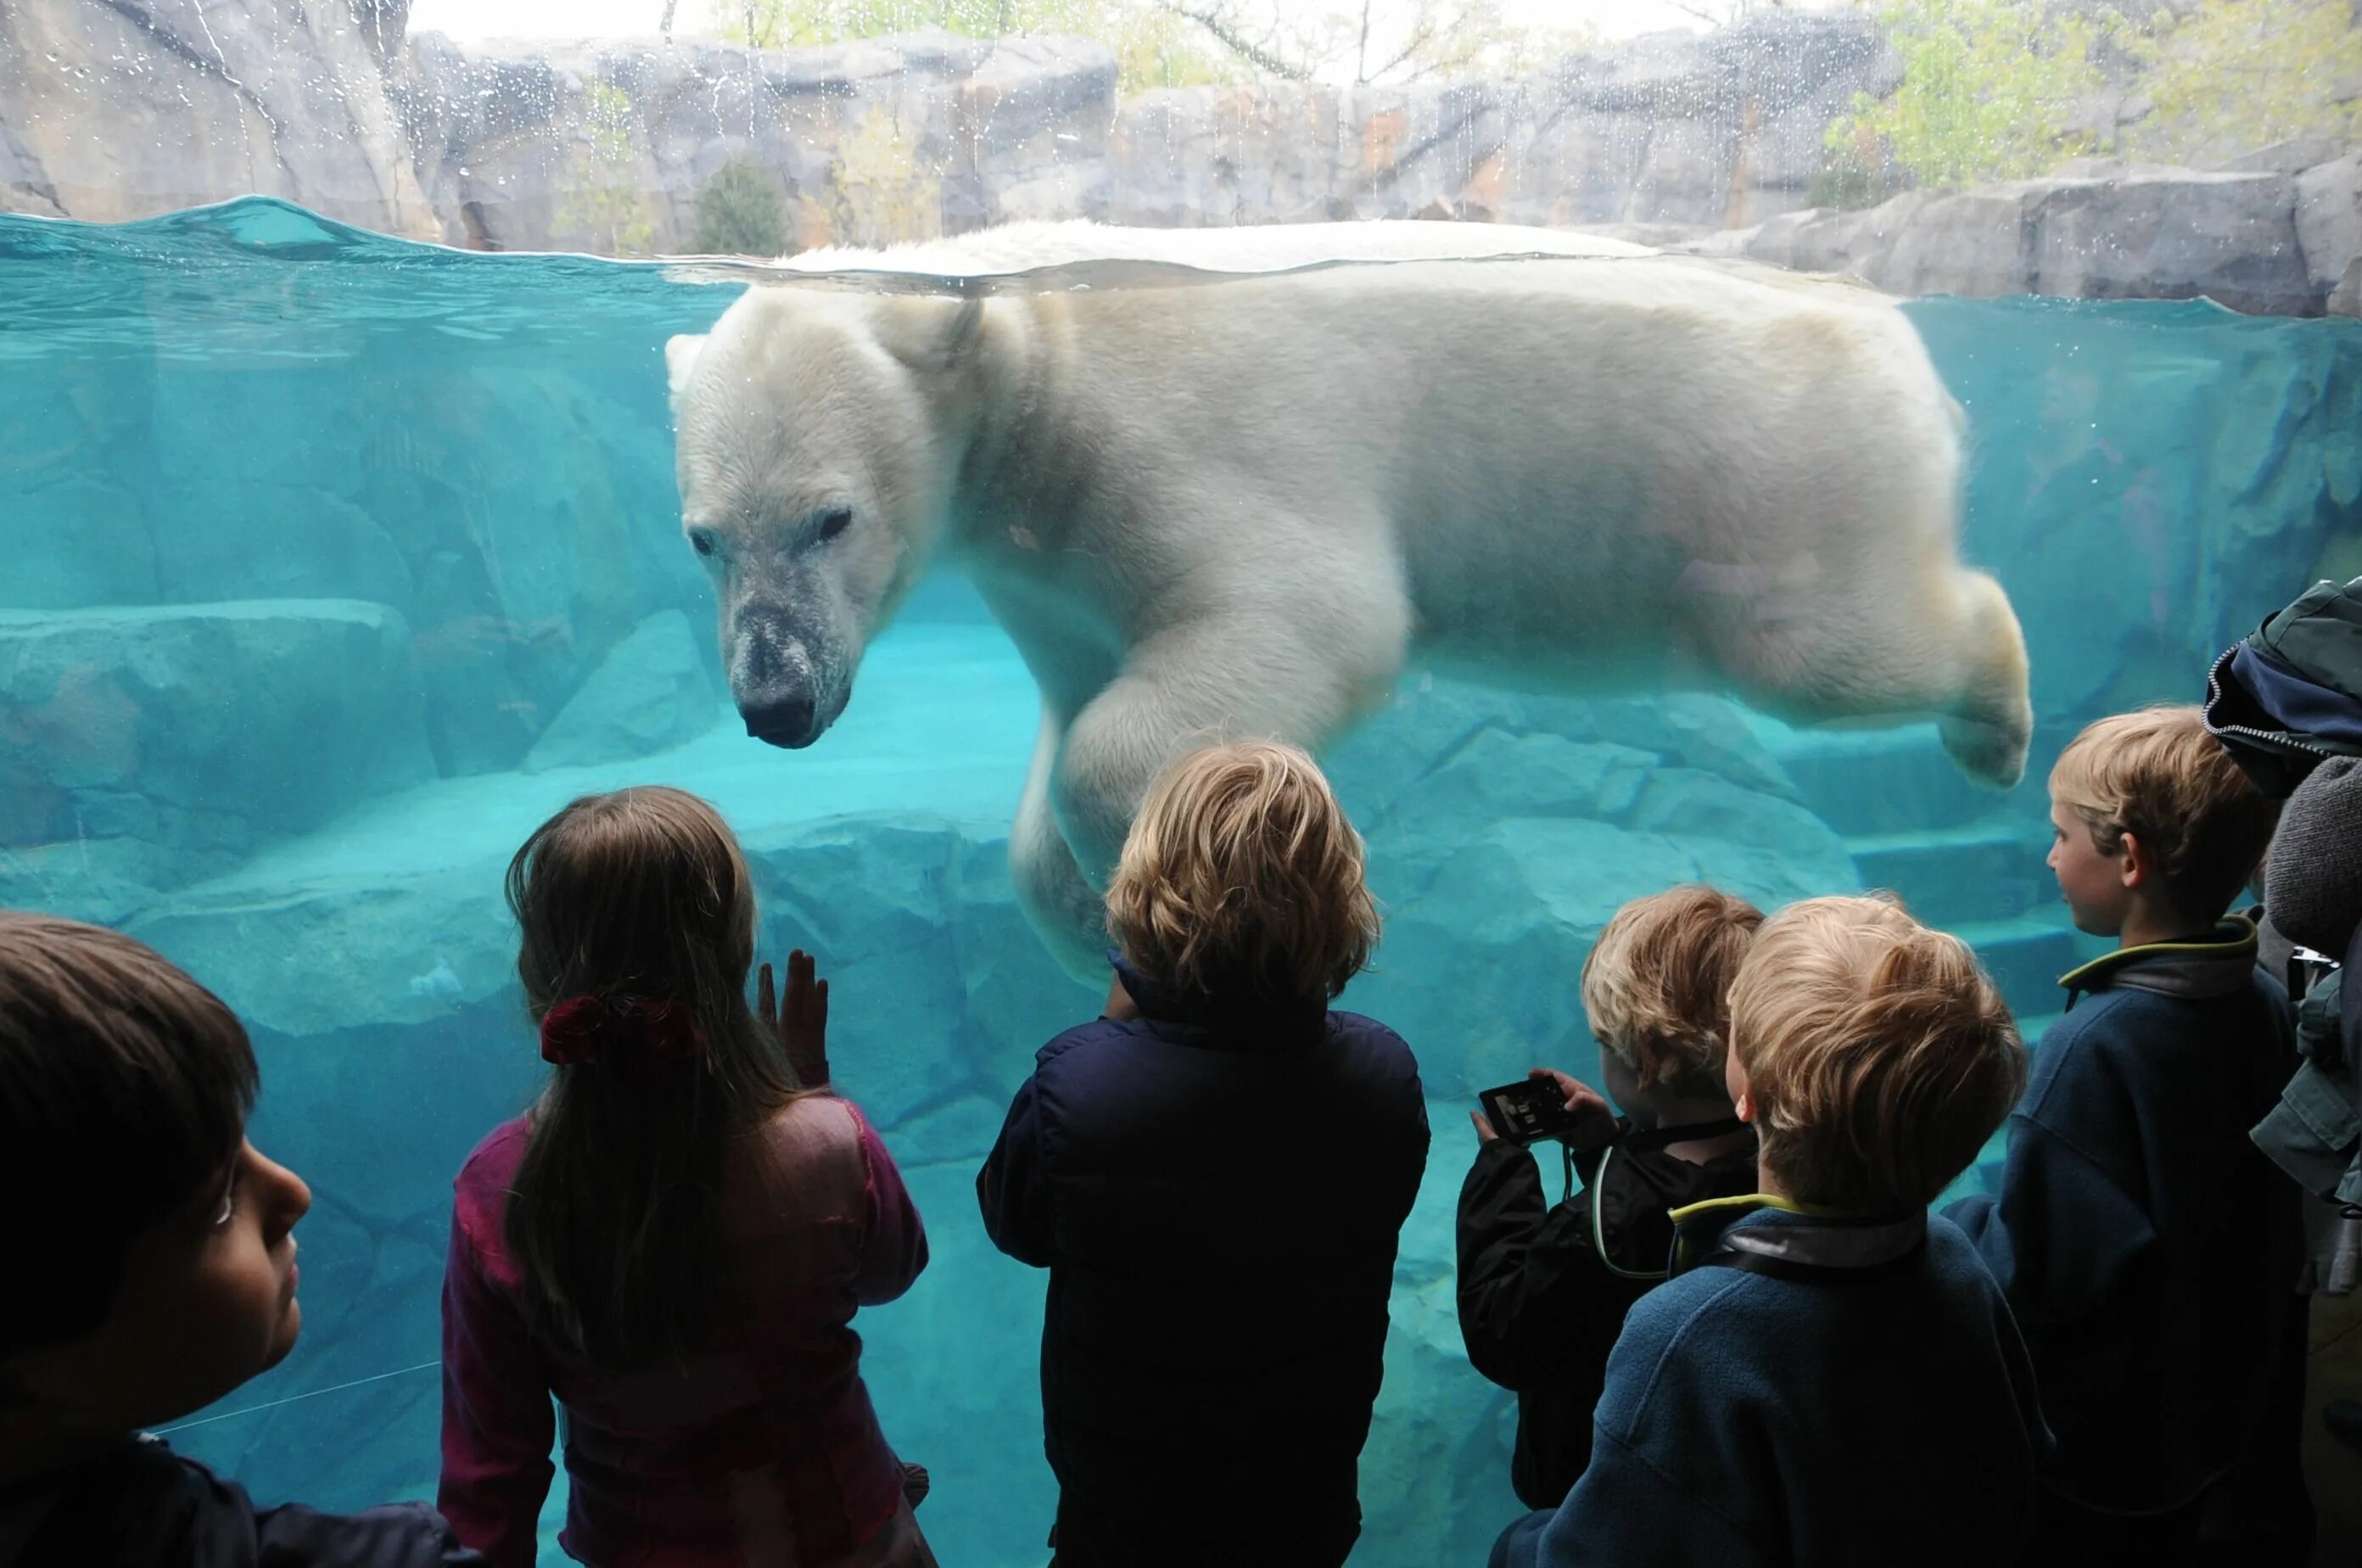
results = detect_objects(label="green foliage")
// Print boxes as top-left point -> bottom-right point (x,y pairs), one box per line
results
1827,0 -> 2123,189
1806,143 -> 1900,210
687,158 -> 792,255
2133,0 -> 2362,160
557,81 -> 658,256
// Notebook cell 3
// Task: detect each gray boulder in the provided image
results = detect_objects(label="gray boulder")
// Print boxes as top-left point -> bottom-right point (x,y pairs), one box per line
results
2296,153 -> 2362,308
522,608 -> 724,772
400,14 -> 1891,251
0,0 -> 435,235
1737,164 -> 2333,316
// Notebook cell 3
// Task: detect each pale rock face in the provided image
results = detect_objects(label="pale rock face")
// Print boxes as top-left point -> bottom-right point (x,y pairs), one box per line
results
0,0 -> 437,237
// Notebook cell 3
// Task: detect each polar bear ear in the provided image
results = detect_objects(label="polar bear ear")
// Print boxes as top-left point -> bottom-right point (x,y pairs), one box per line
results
664,334 -> 709,403
879,296 -> 984,375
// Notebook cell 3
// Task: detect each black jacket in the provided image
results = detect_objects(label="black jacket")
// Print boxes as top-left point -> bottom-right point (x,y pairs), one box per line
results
977,959 -> 1428,1565
1458,1120 -> 1757,1509
0,1436 -> 484,1568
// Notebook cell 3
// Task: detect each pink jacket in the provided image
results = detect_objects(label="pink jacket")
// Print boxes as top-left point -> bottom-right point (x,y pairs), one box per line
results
437,1096 -> 926,1568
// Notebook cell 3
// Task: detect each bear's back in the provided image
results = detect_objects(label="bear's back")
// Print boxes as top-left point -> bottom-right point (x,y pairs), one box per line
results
770,218 -> 1653,279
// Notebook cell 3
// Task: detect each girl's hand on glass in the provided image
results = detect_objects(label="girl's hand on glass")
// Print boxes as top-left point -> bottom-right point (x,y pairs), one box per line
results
758,949 -> 831,1088
1529,1067 -> 1617,1152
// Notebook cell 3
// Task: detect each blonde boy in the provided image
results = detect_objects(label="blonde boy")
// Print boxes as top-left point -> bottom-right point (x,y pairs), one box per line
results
1947,704 -> 2300,1564
1458,887 -> 1763,1510
1495,896 -> 2041,1568
979,742 -> 1428,1568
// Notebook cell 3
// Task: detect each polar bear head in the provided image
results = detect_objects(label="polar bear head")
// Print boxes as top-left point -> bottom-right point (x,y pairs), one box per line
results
666,288 -> 983,748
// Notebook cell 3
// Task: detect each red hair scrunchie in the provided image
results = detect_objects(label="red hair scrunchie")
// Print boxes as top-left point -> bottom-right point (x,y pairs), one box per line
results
539,995 -> 706,1067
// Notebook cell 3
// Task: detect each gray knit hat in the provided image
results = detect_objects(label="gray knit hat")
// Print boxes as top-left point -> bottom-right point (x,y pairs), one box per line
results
2266,755 -> 2362,957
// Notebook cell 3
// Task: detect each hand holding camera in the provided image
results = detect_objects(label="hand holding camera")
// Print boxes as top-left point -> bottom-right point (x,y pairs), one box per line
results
1472,1067 -> 1619,1152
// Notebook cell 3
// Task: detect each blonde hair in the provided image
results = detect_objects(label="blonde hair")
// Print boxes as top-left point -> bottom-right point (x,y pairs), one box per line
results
1106,741 -> 1379,1002
2050,704 -> 2280,922
1728,895 -> 2025,1215
1581,885 -> 1765,1099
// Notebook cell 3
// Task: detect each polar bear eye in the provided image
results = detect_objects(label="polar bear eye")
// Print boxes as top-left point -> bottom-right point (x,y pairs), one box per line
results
687,527 -> 718,557
817,508 -> 854,542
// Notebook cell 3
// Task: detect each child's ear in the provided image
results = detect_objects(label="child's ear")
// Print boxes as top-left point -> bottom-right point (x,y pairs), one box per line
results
2118,830 -> 2150,890
1631,1038 -> 1662,1092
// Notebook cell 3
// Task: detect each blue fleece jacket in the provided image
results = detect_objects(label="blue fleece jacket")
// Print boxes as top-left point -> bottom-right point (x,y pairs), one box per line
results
1496,1201 -> 2043,1568
1945,917 -> 2302,1515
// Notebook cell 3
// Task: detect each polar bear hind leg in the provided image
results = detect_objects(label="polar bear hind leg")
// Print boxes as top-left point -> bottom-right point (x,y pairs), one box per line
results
1685,547 -> 2031,790
1933,566 -> 2033,789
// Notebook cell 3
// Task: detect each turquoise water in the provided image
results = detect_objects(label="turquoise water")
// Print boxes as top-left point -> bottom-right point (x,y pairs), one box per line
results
3,198 -> 2359,1565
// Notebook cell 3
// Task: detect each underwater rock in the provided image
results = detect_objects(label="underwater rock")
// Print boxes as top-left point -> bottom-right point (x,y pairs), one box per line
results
0,474 -> 158,610
0,600 -> 434,872
154,486 -> 417,608
522,609 -> 724,773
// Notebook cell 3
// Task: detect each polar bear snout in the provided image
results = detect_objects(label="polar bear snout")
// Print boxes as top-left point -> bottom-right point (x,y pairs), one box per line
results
731,617 -> 837,749
742,686 -> 819,749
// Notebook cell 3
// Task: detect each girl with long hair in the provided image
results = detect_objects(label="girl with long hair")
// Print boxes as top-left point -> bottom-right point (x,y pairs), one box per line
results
437,786 -> 933,1567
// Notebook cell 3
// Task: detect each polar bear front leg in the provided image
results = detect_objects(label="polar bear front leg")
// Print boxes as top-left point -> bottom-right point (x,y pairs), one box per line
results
1044,603 -> 1407,959
1011,704 -> 1111,986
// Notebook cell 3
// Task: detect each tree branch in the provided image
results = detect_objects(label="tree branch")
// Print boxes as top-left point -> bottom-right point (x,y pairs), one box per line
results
1152,1 -> 1316,81
1370,20 -> 1441,82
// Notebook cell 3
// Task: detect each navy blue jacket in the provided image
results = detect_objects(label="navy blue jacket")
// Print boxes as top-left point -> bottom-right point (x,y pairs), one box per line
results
977,960 -> 1428,1562
1497,1201 -> 2043,1568
0,1435 -> 485,1568
1946,919 -> 2303,1515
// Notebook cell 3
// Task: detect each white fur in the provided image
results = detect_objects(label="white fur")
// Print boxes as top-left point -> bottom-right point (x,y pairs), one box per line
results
668,221 -> 2031,980
768,217 -> 1654,277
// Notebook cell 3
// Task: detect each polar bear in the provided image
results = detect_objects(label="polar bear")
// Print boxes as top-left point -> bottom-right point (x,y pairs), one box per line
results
665,221 -> 2031,980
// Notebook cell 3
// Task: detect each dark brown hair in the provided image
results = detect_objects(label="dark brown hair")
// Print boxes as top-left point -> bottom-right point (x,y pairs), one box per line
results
0,912 -> 257,1355
503,787 -> 803,1368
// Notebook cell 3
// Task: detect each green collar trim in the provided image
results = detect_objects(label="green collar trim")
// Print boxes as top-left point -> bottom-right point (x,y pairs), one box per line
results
1666,1191 -> 1809,1224
2057,913 -> 2258,997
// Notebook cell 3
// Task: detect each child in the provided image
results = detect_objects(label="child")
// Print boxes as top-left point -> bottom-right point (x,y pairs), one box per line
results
1456,884 -> 1763,1509
0,912 -> 484,1566
1494,895 -> 2041,1568
1946,704 -> 2301,1563
436,787 -> 934,1568
977,741 -> 1430,1568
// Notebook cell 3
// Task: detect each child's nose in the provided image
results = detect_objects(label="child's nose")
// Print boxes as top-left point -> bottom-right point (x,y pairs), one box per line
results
251,1145 -> 313,1235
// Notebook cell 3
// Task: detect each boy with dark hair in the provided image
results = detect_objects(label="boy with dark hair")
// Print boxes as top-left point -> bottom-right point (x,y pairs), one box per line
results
0,911 -> 484,1567
1947,703 -> 2302,1564
1456,884 -> 1762,1509
1492,895 -> 2042,1568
